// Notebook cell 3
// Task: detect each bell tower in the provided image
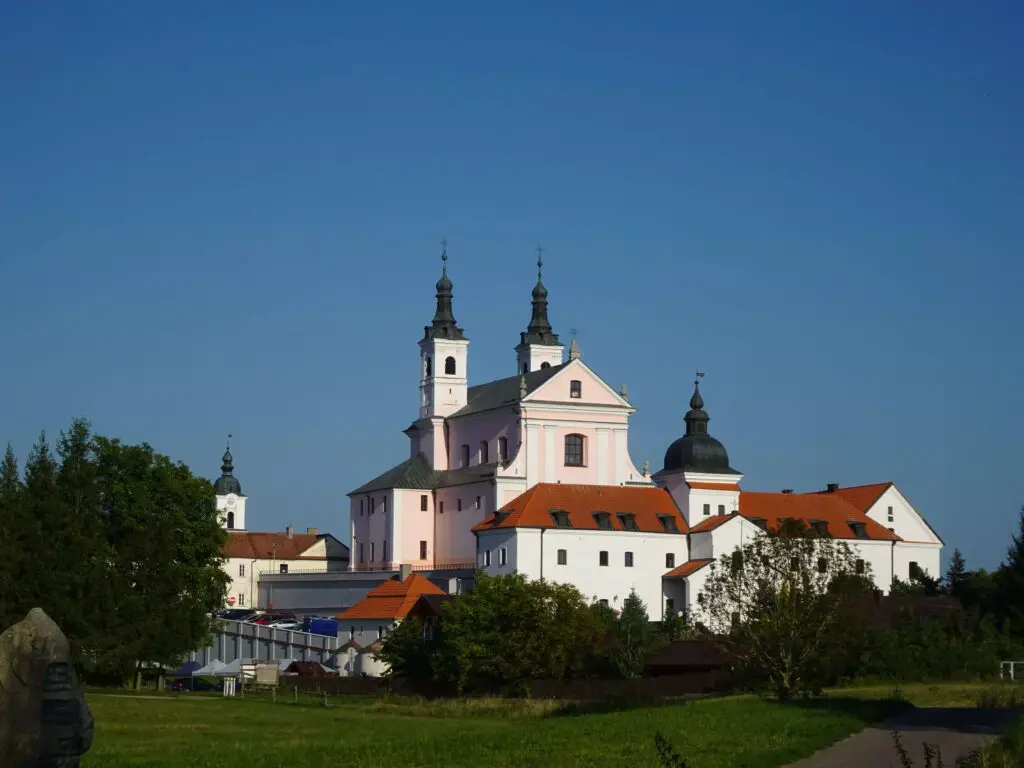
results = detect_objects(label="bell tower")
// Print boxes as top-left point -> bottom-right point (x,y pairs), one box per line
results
419,243 -> 469,420
515,247 -> 564,374
214,438 -> 246,530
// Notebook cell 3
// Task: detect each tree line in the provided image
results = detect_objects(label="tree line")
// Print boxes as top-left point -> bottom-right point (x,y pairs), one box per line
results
0,418 -> 228,682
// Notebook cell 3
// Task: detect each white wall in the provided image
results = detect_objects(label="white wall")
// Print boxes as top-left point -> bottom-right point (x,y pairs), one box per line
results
893,541 -> 942,583
216,493 -> 246,531
864,486 -> 942,545
339,618 -> 396,649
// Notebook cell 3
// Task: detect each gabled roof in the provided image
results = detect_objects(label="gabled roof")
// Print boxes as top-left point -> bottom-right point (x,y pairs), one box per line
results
472,483 -> 687,534
664,559 -> 714,578
224,531 -> 342,560
349,453 -> 503,496
689,513 -> 740,533
809,482 -> 892,512
449,364 -> 569,419
738,492 -> 898,541
335,573 -> 447,621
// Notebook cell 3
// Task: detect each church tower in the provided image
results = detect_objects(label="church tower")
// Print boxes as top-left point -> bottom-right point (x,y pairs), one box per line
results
419,245 -> 469,420
214,440 -> 246,530
515,248 -> 564,374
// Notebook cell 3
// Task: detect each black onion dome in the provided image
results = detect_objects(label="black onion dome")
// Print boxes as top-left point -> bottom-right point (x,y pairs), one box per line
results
662,379 -> 739,475
214,448 -> 243,495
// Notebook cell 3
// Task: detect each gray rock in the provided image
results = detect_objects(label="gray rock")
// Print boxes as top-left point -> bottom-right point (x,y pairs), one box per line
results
0,608 -> 94,768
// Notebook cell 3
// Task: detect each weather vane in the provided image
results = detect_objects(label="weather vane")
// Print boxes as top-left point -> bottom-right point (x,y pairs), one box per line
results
536,245 -> 544,280
226,433 -> 232,450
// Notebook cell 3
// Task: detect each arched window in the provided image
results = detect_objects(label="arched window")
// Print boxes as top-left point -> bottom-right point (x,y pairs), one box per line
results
540,361 -> 550,369
564,434 -> 585,466
569,379 -> 582,399
461,444 -> 470,467
445,356 -> 456,375
498,436 -> 508,462
424,356 -> 432,377
226,511 -> 235,529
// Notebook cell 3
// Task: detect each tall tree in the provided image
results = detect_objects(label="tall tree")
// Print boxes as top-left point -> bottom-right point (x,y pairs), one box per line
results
0,444 -> 24,628
944,549 -> 968,598
996,506 -> 1024,633
20,431 -> 62,621
613,590 -> 651,679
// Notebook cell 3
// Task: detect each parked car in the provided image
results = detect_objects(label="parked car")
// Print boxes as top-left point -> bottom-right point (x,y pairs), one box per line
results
216,609 -> 258,622
252,612 -> 295,626
267,619 -> 303,631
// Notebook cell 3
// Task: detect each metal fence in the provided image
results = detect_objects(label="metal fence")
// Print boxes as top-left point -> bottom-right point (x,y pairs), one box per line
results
189,620 -> 340,668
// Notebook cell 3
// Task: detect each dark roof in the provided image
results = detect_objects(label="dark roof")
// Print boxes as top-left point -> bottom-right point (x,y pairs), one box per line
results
449,363 -> 568,419
349,454 -> 502,496
407,593 -> 454,618
660,380 -> 740,475
214,448 -> 244,495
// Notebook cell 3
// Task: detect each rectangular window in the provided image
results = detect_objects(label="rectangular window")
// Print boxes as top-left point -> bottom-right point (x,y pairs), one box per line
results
816,558 -> 827,574
855,558 -> 865,575
359,542 -> 364,563
439,501 -> 444,514
658,515 -> 679,533
703,503 -> 711,516
476,496 -> 482,510
279,563 -> 288,574
887,506 -> 894,523
569,379 -> 582,398
599,551 -> 609,567
480,441 -> 489,464
370,497 -> 376,514
550,509 -> 572,528
371,542 -> 375,561
564,434 -> 584,466
593,512 -> 613,530
360,499 -> 364,515
461,444 -> 470,467
666,553 -> 676,569
383,539 -> 388,561
617,513 -> 638,531
238,593 -> 245,607
499,547 -> 507,566
484,550 -> 492,567
666,598 -> 674,613
557,549 -> 567,565
420,494 -> 428,511
239,564 -> 245,577
717,504 -> 725,516
909,561 -> 920,579
420,541 -> 427,560
625,551 -> 634,567
498,437 -> 508,462
457,498 -> 462,512
383,496 -> 387,515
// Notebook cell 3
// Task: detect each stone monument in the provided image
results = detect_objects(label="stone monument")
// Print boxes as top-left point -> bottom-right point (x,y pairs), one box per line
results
0,608 -> 94,767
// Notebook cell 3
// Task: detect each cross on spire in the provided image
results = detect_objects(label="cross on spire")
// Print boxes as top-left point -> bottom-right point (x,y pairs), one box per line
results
226,433 -> 232,451
570,327 -> 579,340
536,245 -> 544,281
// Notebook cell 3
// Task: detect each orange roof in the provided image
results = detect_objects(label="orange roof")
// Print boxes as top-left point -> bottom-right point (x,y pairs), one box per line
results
808,482 -> 892,512
223,531 -> 330,560
665,559 -> 714,578
689,513 -> 739,533
688,482 -> 740,491
336,573 -> 446,621
472,483 -> 687,534
738,492 -> 898,541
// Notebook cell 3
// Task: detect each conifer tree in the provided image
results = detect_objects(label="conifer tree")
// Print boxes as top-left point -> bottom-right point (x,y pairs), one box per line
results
0,444 -> 24,627
996,507 -> 1024,633
613,590 -> 651,679
21,431 -> 61,619
944,548 -> 968,598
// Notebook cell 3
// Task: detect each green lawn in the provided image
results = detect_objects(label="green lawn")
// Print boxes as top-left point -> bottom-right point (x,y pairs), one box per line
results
82,690 -> 905,768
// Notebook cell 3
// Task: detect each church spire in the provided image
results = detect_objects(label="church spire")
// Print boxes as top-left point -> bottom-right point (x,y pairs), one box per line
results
214,436 -> 243,496
521,246 -> 559,346
424,240 -> 466,341
684,372 -> 709,437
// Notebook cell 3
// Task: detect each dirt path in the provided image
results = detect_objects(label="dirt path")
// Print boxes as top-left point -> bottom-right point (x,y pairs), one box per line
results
787,708 -> 1019,767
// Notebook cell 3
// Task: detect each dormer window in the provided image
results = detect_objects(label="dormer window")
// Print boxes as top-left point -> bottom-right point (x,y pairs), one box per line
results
809,519 -> 830,537
658,515 -> 679,534
550,509 -> 572,528
569,380 -> 582,399
847,520 -> 869,539
617,512 -> 639,532
750,517 -> 768,531
492,511 -> 509,527
593,512 -> 613,530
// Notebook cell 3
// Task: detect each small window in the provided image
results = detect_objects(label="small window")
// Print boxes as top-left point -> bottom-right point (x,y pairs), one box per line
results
476,496 -> 482,510
439,501 -> 445,514
425,356 -> 432,377
887,506 -> 894,523
817,558 -> 827,574
541,361 -> 551,369
666,598 -> 675,613
383,496 -> 388,515
420,541 -> 427,560
847,520 -> 869,539
279,563 -> 288,574
371,542 -> 375,561
564,434 -> 584,466
909,561 -> 920,579
499,547 -> 507,566
666,553 -> 676,569
790,557 -> 799,571
569,379 -> 582,399
810,520 -> 830,537
461,445 -> 470,467
617,513 -> 638,532
238,593 -> 245,607
444,356 -> 456,375
750,517 -> 768,531
731,551 -> 743,573
378,626 -> 383,639
383,539 -> 388,561
550,509 -> 572,528
703,503 -> 711,517
599,551 -> 609,567
239,564 -> 245,577
359,542 -> 364,563
370,497 -> 376,514
457,498 -> 462,512
855,558 -> 865,575
350,625 -> 355,639
522,362 -> 529,375
625,551 -> 634,567
420,494 -> 428,511
717,504 -> 725,516
484,550 -> 492,567
226,511 -> 235,529
480,441 -> 489,464
498,437 -> 508,462
557,549 -> 567,565
360,499 -> 364,515
658,515 -> 679,533
593,512 -> 613,530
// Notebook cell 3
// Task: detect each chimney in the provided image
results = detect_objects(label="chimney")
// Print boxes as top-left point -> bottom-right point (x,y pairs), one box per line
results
306,527 -> 318,536
399,563 -> 412,581
781,489 -> 793,494
826,483 -> 839,493
286,525 -> 293,539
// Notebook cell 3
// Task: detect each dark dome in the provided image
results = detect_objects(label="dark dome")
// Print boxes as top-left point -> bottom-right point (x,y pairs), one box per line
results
662,434 -> 735,474
436,273 -> 452,292
214,475 -> 242,495
532,280 -> 548,298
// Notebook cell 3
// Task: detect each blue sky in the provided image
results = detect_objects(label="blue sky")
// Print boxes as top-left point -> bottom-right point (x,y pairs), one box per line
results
1,2 -> 1020,571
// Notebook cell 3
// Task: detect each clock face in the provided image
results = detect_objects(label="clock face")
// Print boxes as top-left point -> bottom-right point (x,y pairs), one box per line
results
226,496 -> 236,508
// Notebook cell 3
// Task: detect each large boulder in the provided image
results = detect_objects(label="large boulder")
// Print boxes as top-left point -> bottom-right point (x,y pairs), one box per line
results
0,608 -> 94,767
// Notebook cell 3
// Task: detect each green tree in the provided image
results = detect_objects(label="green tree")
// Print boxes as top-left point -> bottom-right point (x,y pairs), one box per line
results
613,590 -> 651,679
944,549 -> 968,598
697,522 -> 872,699
0,444 -> 24,627
996,507 -> 1024,634
377,616 -> 434,687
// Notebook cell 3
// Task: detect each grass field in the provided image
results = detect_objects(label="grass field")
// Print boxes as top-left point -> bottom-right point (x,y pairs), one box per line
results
79,683 -> 1021,768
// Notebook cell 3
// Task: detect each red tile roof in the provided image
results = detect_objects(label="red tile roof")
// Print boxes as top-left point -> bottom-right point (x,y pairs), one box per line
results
689,514 -> 739,533
223,531 -> 332,560
665,559 -> 714,578
688,482 -> 740,491
336,574 -> 446,621
738,491 -> 898,541
809,482 -> 892,512
472,483 -> 687,534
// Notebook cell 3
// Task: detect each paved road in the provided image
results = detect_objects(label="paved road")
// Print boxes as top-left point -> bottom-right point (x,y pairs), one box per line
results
787,708 -> 1020,767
